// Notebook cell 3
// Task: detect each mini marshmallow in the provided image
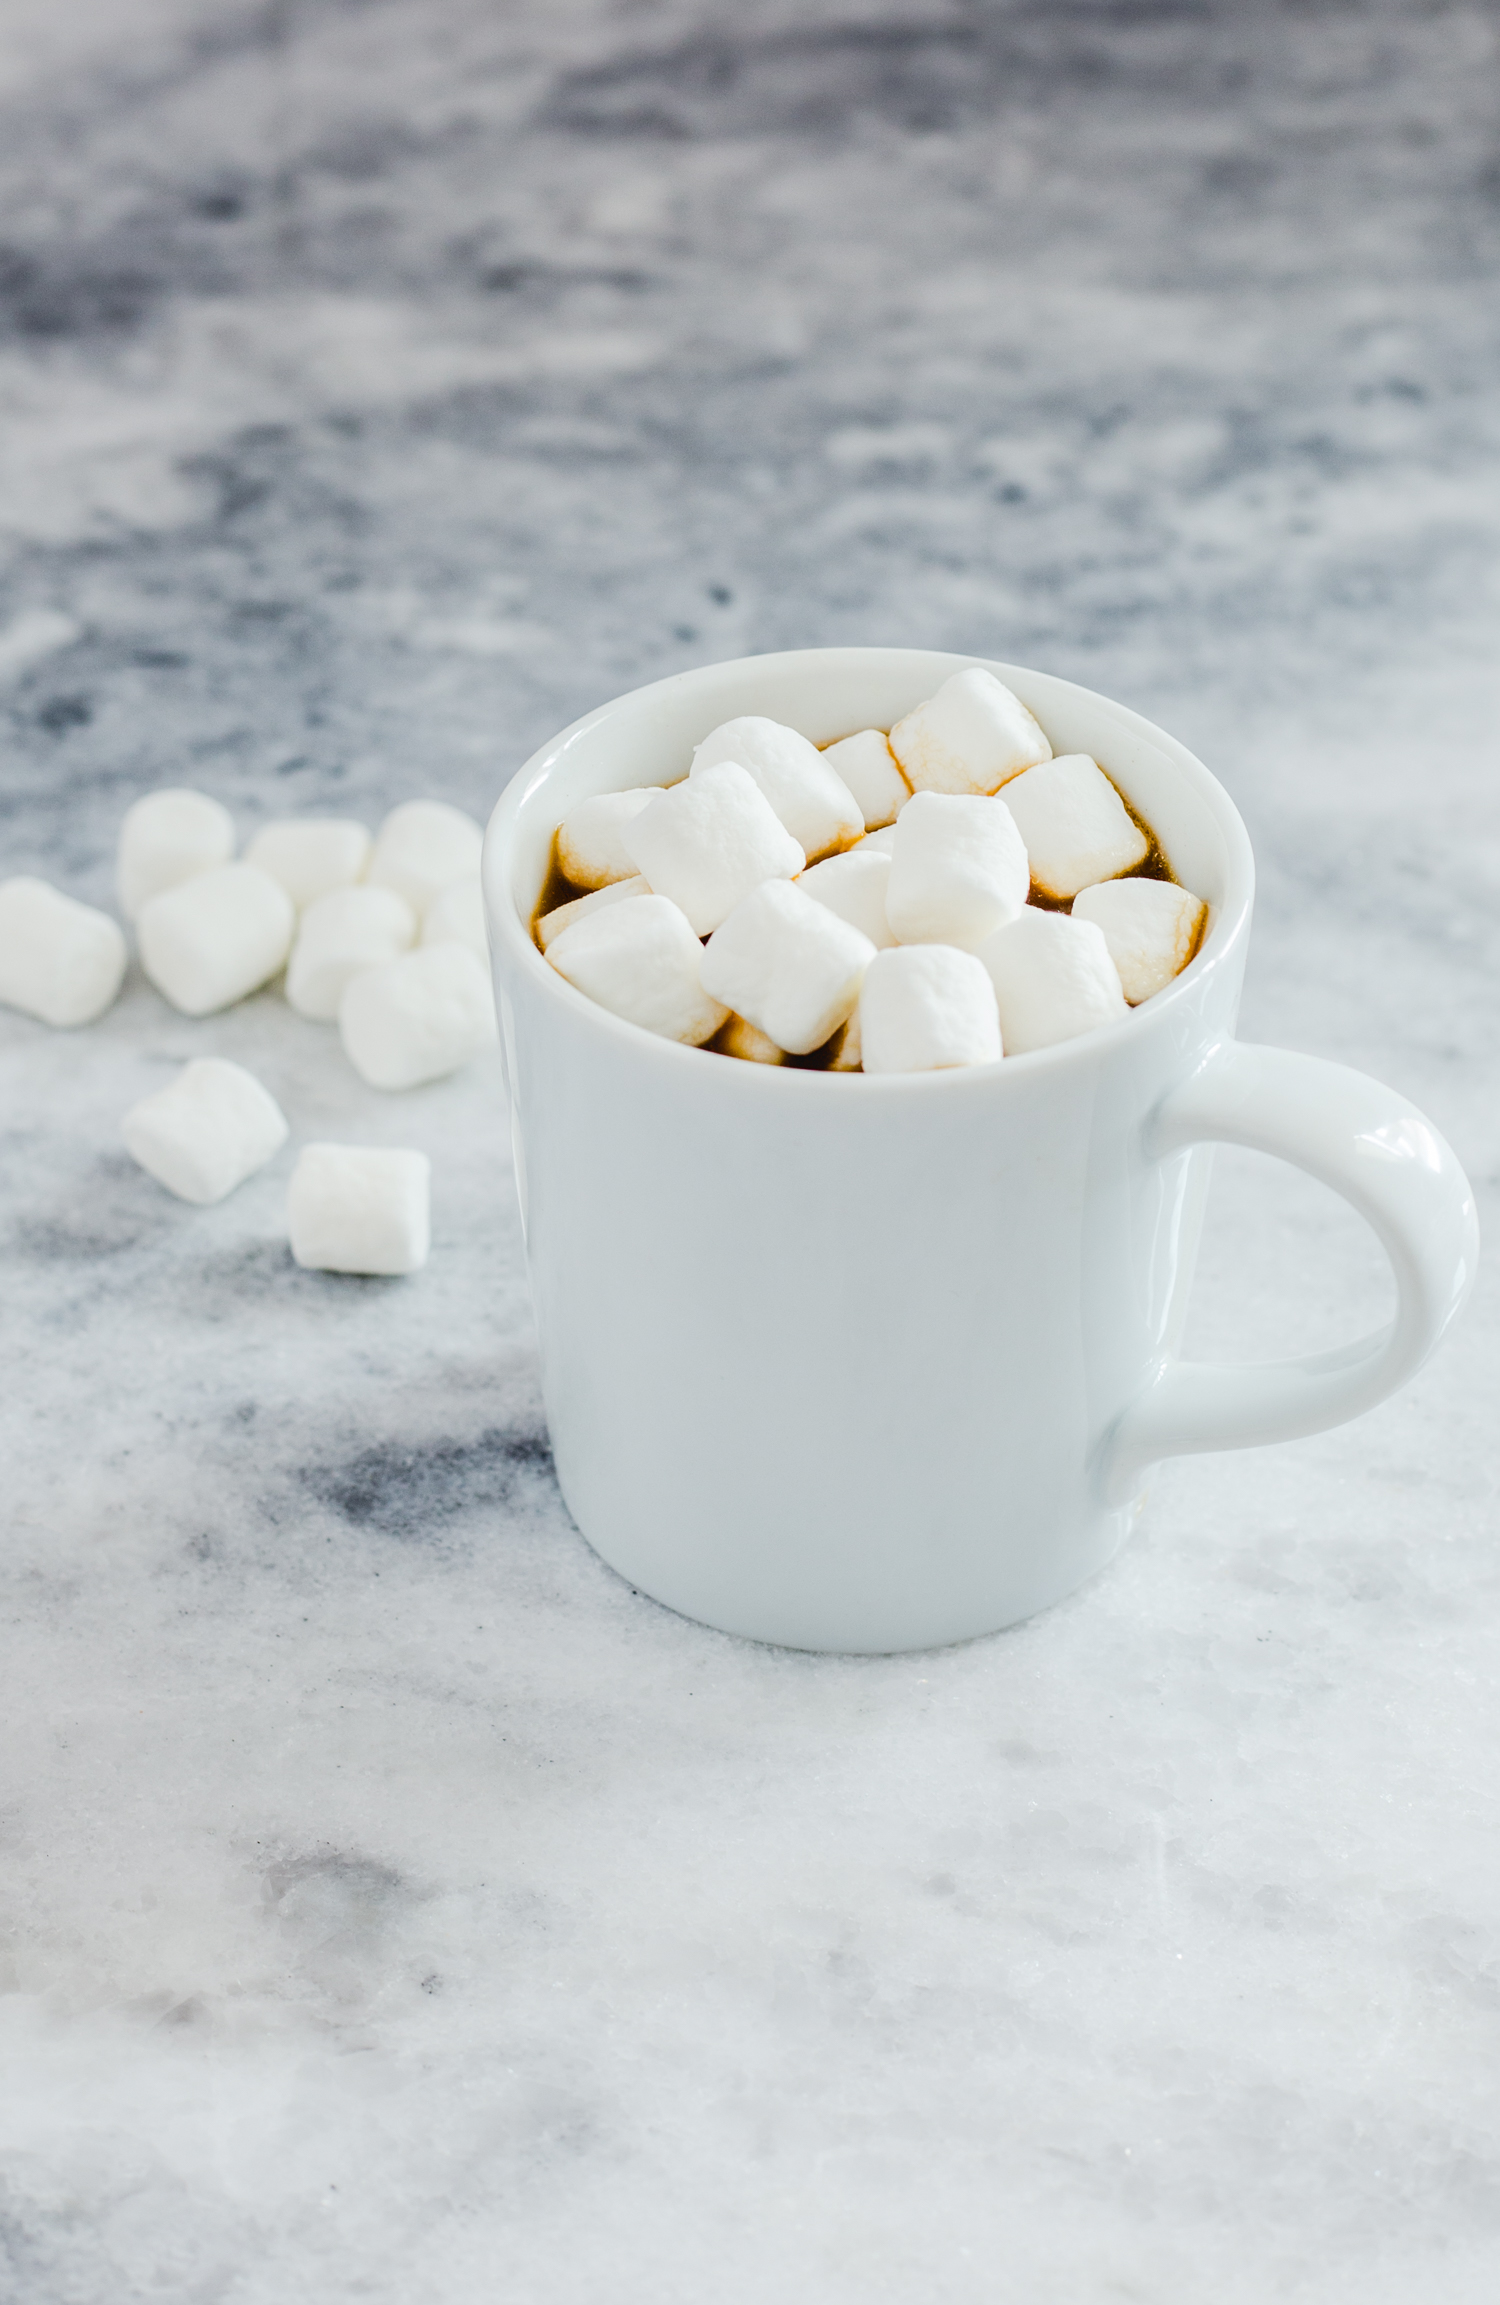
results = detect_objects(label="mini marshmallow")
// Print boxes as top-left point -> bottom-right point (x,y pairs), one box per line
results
122,1057 -> 288,1205
367,800 -> 484,913
245,817 -> 371,908
1071,877 -> 1207,1004
701,880 -> 874,1056
137,862 -> 295,1016
288,1144 -> 430,1276
890,668 -> 1052,796
0,876 -> 127,1027
1001,755 -> 1148,900
977,908 -> 1127,1054
820,729 -> 911,830
117,788 -> 236,921
622,762 -> 804,935
718,1013 -> 786,1065
286,885 -> 416,1021
885,791 -> 1029,950
547,893 -> 728,1046
421,877 -> 488,960
535,875 -> 650,953
692,716 -> 862,864
339,942 -> 495,1090
859,945 -> 1001,1073
556,790 -> 659,890
852,824 -> 896,856
796,849 -> 896,949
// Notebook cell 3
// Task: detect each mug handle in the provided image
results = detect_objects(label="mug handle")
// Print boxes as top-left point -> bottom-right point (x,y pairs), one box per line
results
1107,1040 -> 1479,1494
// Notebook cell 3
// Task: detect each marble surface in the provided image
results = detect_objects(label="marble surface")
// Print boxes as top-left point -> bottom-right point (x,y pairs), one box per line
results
3,2 -> 1499,2297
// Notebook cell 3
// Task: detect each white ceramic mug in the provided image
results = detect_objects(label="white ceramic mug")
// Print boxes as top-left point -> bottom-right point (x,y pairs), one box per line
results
482,650 -> 1478,1654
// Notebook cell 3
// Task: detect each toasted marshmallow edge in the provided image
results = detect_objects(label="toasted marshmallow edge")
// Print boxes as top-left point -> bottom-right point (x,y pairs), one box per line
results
286,884 -> 417,1021
136,862 -> 296,1017
889,668 -> 1052,798
244,818 -> 372,909
339,941 -> 496,1091
976,908 -> 1127,1055
556,789 -> 660,891
546,893 -> 728,1046
884,790 -> 1030,951
117,787 -> 236,921
1001,754 -> 1149,901
366,800 -> 484,912
691,716 -> 863,864
1071,877 -> 1207,1004
287,1144 -> 431,1276
621,763 -> 804,936
535,874 -> 650,952
717,1014 -> 786,1064
852,824 -> 896,856
820,729 -> 912,830
122,1057 -> 289,1205
700,879 -> 875,1056
0,876 -> 128,1028
795,849 -> 896,950
859,945 -> 1001,1073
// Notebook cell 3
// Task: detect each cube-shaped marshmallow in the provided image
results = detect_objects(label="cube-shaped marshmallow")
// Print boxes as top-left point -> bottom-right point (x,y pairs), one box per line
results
546,893 -> 728,1046
122,1057 -> 288,1205
288,1144 -> 430,1275
286,885 -> 416,1021
245,817 -> 371,908
0,876 -> 127,1027
820,729 -> 911,830
367,800 -> 484,912
622,762 -> 804,935
701,879 -> 875,1055
137,862 -> 295,1016
1001,755 -> 1148,900
796,849 -> 896,949
885,791 -> 1029,950
117,788 -> 236,921
339,942 -> 495,1090
535,875 -> 650,953
889,669 -> 1051,796
976,908 -> 1127,1054
692,716 -> 862,863
859,946 -> 1001,1073
556,790 -> 659,890
1071,877 -> 1207,1004
717,1013 -> 786,1065
422,878 -> 488,960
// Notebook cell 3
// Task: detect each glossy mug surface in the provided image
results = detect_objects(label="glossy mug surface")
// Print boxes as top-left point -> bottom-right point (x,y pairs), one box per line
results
483,651 -> 1477,1653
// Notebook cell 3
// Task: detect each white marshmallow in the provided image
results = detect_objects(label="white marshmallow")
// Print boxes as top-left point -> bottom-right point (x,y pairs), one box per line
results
245,817 -> 371,908
535,875 -> 651,953
367,800 -> 484,912
889,668 -> 1052,796
717,1014 -> 786,1065
547,893 -> 728,1046
885,791 -> 1029,950
556,790 -> 659,890
117,788 -> 236,921
286,885 -> 416,1021
288,1144 -> 430,1276
421,877 -> 488,960
827,1009 -> 862,1071
137,862 -> 295,1016
976,908 -> 1127,1054
1001,754 -> 1148,900
820,729 -> 911,830
0,876 -> 127,1027
622,762 -> 804,935
795,849 -> 896,949
122,1058 -> 288,1205
701,879 -> 874,1056
692,716 -> 862,863
1071,877 -> 1207,1004
859,945 -> 1001,1073
852,824 -> 896,855
339,942 -> 495,1090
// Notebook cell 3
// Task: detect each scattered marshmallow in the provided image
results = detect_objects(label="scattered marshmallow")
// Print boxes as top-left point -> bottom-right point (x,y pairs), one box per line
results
117,788 -> 236,921
286,885 -> 416,1021
977,909 -> 1127,1054
1071,877 -> 1207,1004
1001,754 -> 1148,900
859,945 -> 1001,1073
0,876 -> 127,1028
796,849 -> 896,949
245,818 -> 371,908
889,668 -> 1052,796
367,800 -> 484,913
692,716 -> 862,863
821,729 -> 911,830
622,762 -> 804,935
288,1144 -> 430,1276
852,824 -> 897,855
535,875 -> 651,953
422,877 -> 489,960
556,790 -> 659,890
884,791 -> 1029,950
718,1013 -> 786,1065
340,942 -> 495,1090
137,862 -> 295,1016
701,879 -> 875,1055
122,1058 -> 288,1205
547,893 -> 728,1046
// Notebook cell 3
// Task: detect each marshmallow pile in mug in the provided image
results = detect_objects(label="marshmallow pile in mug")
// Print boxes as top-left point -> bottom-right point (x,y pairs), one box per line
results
537,668 -> 1208,1073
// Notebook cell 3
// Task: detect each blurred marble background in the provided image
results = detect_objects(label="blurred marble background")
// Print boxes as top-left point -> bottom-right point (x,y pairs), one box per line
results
2,3 -> 1498,2298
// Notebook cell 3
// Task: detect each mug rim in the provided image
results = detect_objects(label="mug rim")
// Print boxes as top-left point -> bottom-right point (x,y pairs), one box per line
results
482,646 -> 1255,1093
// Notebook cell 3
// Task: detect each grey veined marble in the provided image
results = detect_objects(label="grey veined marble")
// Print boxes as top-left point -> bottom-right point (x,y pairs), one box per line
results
2,3 -> 1499,2298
